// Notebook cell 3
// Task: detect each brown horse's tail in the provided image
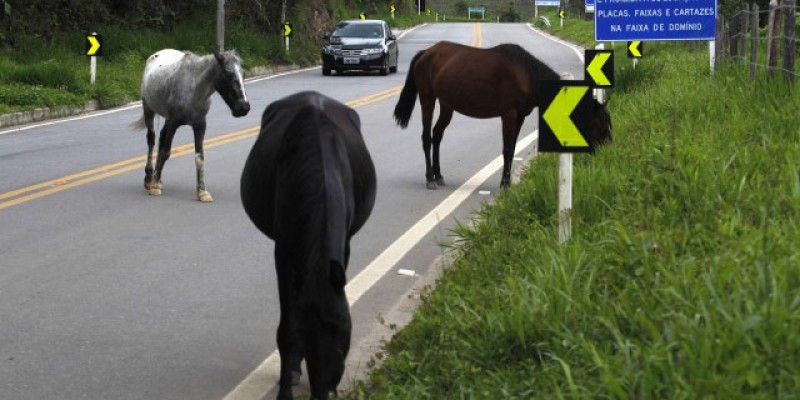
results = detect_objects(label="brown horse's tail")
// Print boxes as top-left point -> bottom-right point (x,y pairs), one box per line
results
393,50 -> 425,129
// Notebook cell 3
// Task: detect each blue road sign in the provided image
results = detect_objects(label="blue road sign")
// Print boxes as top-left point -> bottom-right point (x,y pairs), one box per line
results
595,0 -> 716,41
535,0 -> 561,6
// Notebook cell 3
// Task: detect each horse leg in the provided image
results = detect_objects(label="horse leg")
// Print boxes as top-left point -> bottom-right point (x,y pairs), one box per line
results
275,244 -> 301,400
192,121 -> 213,203
143,107 -> 157,190
431,106 -> 454,187
500,112 -> 521,188
149,119 -> 179,196
420,96 -> 436,190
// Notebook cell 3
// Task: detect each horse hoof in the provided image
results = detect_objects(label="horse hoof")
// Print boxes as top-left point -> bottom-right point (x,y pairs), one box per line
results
197,190 -> 214,203
436,177 -> 446,186
149,188 -> 162,196
426,181 -> 438,190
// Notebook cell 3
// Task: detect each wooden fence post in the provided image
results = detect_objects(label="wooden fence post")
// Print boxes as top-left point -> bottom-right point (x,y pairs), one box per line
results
783,0 -> 796,82
740,4 -> 749,59
715,14 -> 725,64
767,0 -> 781,76
751,3 -> 759,79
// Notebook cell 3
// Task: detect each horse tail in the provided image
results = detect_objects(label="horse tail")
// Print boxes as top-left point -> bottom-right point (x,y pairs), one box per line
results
129,114 -> 146,131
393,50 -> 425,129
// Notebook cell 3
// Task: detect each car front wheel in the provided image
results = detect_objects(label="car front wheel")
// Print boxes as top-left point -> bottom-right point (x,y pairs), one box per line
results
322,67 -> 331,76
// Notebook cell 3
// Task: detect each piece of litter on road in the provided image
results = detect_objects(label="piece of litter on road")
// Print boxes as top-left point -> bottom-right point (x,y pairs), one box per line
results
397,269 -> 417,277
514,157 -> 523,161
478,190 -> 491,195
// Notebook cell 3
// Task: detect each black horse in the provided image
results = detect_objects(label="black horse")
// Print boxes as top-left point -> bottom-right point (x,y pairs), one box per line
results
394,41 -> 613,189
240,91 -> 377,400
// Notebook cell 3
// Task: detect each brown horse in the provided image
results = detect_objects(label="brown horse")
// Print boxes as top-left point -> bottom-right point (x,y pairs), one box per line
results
393,41 -> 612,189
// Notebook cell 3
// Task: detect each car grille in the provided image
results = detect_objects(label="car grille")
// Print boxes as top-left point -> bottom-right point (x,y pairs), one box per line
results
341,49 -> 365,56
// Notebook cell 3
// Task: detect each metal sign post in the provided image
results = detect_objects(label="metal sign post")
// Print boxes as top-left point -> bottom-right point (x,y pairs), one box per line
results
283,23 -> 292,52
85,32 -> 102,85
541,49 -> 612,243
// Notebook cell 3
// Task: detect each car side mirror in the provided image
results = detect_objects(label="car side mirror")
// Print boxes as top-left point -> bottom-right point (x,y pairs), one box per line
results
388,34 -> 396,41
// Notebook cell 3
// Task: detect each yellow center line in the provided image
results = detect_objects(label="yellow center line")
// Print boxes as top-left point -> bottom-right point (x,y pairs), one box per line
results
0,88 -> 401,211
472,23 -> 483,48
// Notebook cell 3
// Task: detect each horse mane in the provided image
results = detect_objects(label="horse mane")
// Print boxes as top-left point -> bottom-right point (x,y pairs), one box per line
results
493,43 -> 560,82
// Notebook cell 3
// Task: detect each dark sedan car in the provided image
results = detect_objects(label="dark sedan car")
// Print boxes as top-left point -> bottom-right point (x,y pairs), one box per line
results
321,20 -> 399,76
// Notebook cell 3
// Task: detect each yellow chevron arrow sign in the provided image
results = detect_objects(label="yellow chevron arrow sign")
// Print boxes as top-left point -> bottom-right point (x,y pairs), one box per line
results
85,34 -> 102,56
538,81 -> 600,153
584,50 -> 614,89
284,23 -> 292,37
627,41 -> 642,58
543,86 -> 589,148
586,52 -> 611,86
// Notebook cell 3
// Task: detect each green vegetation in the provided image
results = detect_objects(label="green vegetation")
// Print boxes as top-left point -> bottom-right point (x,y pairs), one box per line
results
0,19 -> 303,115
347,16 -> 800,400
0,2 -> 437,116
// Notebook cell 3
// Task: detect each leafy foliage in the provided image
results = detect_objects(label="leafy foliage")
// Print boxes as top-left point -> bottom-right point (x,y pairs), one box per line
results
347,18 -> 800,400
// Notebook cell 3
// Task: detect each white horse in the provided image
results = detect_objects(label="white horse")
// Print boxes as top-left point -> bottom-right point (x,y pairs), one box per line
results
133,49 -> 250,202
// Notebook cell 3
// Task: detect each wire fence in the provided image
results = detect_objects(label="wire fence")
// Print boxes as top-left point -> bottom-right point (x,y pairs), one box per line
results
717,0 -> 797,81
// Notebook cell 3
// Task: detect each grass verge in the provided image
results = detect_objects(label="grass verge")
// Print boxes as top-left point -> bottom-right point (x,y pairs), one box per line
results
0,13 -> 441,117
345,16 -> 800,400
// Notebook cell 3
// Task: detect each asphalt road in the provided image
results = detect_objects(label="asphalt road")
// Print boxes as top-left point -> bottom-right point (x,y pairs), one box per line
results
0,23 -> 585,400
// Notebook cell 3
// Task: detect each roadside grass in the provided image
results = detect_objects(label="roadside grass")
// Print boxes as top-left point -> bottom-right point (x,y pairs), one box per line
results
0,19 -> 317,115
346,16 -> 800,400
0,13 -> 441,116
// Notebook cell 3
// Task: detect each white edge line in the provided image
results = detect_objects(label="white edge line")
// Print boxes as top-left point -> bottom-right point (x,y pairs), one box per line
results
526,23 -> 585,62
222,130 -> 538,400
0,66 -> 318,136
0,24 -> 426,137
397,23 -> 426,40
0,104 -> 142,136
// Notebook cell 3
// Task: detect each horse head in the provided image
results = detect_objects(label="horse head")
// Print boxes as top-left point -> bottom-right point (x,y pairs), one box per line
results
213,50 -> 250,117
588,98 -> 613,154
298,260 -> 352,399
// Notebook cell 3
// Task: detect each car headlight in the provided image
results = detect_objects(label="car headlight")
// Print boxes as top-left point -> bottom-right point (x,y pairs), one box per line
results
363,48 -> 383,55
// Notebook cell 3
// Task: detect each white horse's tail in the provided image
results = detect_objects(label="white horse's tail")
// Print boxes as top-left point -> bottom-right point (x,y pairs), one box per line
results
130,114 -> 146,131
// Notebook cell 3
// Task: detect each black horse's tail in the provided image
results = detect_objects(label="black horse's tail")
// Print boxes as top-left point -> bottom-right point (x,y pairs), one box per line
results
393,50 -> 425,129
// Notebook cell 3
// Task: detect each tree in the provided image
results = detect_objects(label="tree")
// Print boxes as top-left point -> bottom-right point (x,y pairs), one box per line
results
454,0 -> 468,16
499,0 -> 519,21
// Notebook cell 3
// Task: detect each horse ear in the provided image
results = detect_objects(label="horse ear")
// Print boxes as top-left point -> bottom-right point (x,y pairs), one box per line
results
213,50 -> 225,65
330,261 -> 347,293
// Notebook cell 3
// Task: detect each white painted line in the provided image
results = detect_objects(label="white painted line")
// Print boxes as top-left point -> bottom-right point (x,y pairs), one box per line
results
526,23 -> 585,62
2,23 -> 427,137
0,104 -> 141,136
0,66 -> 317,136
223,130 -> 538,400
244,66 -> 320,84
397,24 -> 427,39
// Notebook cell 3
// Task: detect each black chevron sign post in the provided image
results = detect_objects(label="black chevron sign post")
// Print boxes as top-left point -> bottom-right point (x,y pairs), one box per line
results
584,49 -> 614,88
85,33 -> 102,85
538,81 -> 600,243
628,40 -> 642,68
538,81 -> 597,153
627,40 -> 643,58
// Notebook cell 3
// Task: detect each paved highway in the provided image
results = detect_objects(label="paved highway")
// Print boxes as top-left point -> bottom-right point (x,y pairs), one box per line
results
0,23 -> 584,400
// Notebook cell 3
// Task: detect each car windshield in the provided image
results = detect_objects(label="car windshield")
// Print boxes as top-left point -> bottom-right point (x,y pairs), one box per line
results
332,23 -> 383,38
